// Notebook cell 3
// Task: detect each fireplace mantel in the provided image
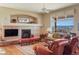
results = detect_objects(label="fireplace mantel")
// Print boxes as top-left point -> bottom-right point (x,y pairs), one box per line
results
2,23 -> 42,27
0,23 -> 42,40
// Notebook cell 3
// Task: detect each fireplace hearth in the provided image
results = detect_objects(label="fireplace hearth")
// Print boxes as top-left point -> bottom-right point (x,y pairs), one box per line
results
21,29 -> 31,38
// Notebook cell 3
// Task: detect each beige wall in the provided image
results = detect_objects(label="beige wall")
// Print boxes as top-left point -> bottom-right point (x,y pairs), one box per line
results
42,4 -> 79,35
0,7 -> 43,37
40,13 -> 50,33
1,4 -> 79,35
0,7 -> 42,24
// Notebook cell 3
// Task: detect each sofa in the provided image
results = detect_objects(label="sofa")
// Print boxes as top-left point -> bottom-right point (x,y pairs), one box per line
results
33,39 -> 68,55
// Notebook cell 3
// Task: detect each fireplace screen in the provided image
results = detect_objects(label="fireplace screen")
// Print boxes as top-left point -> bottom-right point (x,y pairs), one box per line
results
4,29 -> 18,37
21,29 -> 31,38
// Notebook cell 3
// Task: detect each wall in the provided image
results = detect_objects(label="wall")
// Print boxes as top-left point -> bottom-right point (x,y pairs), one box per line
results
0,7 -> 43,40
0,7 -> 42,24
41,13 -> 50,33
42,4 -> 79,35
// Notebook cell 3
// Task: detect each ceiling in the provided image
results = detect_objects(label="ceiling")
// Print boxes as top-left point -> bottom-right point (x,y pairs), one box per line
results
0,3 -> 76,13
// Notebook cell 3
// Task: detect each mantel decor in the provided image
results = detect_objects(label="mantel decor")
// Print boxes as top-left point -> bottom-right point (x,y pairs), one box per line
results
10,15 -> 37,24
18,16 -> 30,23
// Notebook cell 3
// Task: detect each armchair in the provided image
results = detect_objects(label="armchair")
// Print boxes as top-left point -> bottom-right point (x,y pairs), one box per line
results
70,37 -> 78,54
63,36 -> 78,55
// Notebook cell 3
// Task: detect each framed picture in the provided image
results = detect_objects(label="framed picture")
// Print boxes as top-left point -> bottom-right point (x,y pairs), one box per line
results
11,19 -> 17,23
18,17 -> 30,23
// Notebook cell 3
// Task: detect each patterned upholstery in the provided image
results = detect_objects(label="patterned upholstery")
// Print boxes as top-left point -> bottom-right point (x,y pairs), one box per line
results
70,37 -> 78,54
63,37 -> 78,55
50,40 -> 68,55
33,39 -> 68,55
35,45 -> 53,55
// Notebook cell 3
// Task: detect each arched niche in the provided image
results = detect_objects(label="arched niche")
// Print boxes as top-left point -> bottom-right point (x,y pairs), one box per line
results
10,15 -> 38,24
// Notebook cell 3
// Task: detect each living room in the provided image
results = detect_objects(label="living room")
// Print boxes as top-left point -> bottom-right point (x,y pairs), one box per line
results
0,3 -> 79,55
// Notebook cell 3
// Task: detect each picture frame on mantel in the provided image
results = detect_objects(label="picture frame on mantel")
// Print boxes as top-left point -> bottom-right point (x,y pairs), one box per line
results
18,17 -> 30,23
11,19 -> 17,23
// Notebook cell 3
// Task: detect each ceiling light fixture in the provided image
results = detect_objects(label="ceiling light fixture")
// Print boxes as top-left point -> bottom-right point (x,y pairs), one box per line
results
41,3 -> 50,13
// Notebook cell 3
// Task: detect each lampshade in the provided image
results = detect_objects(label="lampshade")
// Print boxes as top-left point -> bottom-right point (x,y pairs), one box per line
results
46,28 -> 52,33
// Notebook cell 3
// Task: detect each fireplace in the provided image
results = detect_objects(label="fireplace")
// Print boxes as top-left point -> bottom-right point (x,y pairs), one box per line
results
2,24 -> 40,40
21,29 -> 31,38
4,29 -> 18,37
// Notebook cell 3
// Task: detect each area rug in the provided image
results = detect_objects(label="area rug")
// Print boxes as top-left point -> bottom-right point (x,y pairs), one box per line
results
15,42 -> 47,55
0,48 -> 6,55
15,44 -> 35,55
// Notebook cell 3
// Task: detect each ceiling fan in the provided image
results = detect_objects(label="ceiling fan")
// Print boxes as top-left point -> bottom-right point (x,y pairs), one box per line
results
41,3 -> 52,13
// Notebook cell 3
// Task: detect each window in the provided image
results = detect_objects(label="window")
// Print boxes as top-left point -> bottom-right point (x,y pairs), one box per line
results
50,16 -> 74,32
